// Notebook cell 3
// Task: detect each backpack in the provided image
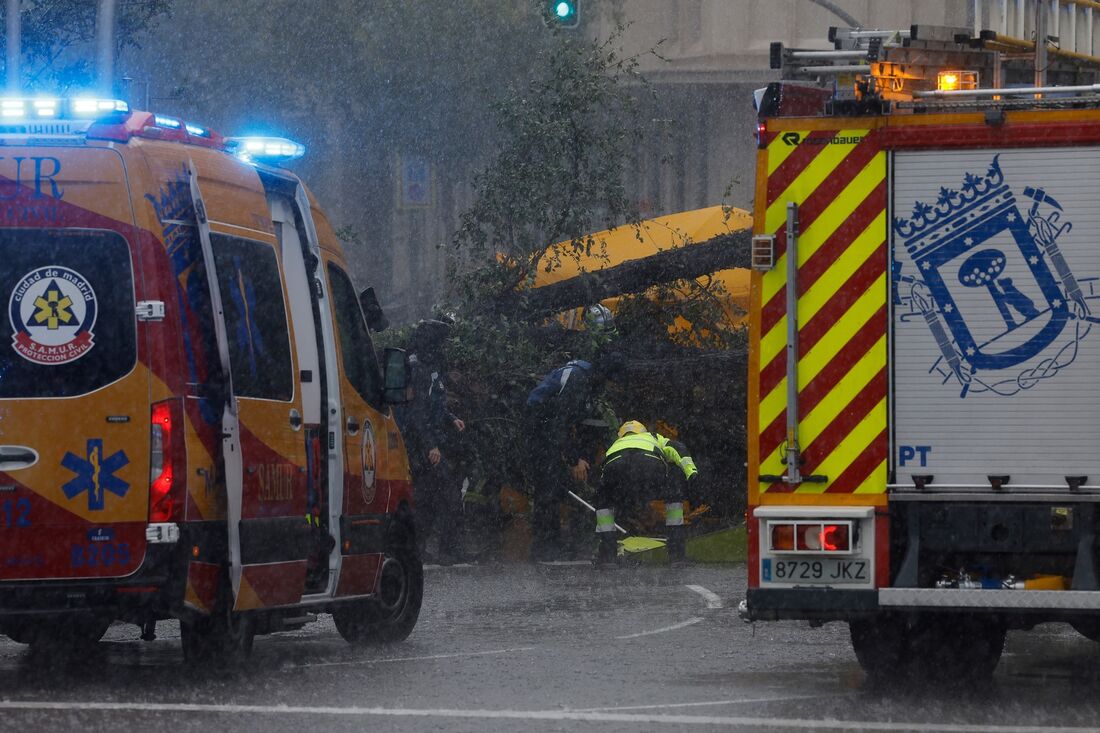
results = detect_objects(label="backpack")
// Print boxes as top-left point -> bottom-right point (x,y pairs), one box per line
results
526,360 -> 591,408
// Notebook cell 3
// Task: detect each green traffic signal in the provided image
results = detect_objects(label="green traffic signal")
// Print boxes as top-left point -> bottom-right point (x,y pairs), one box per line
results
548,0 -> 579,27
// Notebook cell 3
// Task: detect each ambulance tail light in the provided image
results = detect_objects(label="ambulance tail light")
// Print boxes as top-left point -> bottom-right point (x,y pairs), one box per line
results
149,399 -> 186,523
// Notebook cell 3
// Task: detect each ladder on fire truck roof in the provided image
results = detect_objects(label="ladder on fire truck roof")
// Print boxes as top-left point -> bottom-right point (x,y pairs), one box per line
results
770,0 -> 1100,113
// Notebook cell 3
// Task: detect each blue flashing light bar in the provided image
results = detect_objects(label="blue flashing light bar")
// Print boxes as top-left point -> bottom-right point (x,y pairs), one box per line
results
226,136 -> 306,163
0,96 -> 129,121
153,115 -> 182,129
70,97 -> 130,117
184,122 -> 209,137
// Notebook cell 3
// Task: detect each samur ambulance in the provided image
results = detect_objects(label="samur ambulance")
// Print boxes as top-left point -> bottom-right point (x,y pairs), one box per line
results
0,96 -> 419,662
743,8 -> 1100,683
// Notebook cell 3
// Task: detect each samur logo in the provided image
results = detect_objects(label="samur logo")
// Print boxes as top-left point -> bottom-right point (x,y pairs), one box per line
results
9,266 -> 97,365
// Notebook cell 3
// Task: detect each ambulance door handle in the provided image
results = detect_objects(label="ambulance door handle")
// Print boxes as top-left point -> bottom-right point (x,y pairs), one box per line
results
346,416 -> 360,435
289,409 -> 302,431
0,446 -> 37,470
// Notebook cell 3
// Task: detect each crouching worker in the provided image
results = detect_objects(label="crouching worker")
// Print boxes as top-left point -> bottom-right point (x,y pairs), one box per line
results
594,421 -> 669,565
654,432 -> 698,564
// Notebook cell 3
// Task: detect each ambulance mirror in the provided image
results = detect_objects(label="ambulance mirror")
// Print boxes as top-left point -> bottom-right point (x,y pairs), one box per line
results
359,287 -> 389,332
382,347 -> 409,404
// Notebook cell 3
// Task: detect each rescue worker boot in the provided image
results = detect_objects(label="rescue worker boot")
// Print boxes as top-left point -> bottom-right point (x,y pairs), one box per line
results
594,508 -> 618,567
665,502 -> 687,567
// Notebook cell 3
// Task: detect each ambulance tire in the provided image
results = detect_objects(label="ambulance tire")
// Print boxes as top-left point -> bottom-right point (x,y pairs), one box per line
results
4,615 -> 111,651
333,549 -> 423,645
181,611 -> 255,667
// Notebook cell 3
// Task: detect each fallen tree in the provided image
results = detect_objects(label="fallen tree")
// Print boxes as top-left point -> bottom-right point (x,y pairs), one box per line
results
497,228 -> 752,317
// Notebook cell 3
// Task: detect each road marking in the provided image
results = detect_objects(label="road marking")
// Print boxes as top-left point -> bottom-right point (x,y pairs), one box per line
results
615,617 -> 703,639
0,700 -> 1096,731
285,646 -> 535,670
686,584 -> 724,609
574,694 -> 833,712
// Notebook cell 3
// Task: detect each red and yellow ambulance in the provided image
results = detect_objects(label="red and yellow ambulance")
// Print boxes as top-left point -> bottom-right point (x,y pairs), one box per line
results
0,97 -> 418,661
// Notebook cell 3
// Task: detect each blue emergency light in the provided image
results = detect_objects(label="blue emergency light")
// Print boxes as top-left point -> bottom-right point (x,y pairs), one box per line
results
225,136 -> 306,163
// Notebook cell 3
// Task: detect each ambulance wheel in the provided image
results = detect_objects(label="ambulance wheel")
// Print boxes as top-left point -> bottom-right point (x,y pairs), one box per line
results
5,615 -> 111,650
181,611 -> 255,666
334,549 -> 423,645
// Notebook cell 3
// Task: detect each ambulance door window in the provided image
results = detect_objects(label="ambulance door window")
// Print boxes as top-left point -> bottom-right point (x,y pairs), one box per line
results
209,234 -> 293,400
0,228 -> 136,398
326,263 -> 382,409
270,198 -> 322,425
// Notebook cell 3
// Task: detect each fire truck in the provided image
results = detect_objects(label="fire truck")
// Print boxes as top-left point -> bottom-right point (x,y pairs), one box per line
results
0,96 -> 419,663
743,4 -> 1100,682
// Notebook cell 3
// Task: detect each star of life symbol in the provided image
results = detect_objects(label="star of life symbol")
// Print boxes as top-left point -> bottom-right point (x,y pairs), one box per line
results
61,439 -> 130,511
893,156 -> 1097,398
8,265 -> 97,365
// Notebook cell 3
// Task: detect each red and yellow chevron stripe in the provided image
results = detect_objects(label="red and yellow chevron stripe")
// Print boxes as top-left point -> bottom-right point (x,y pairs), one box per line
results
750,127 -> 888,503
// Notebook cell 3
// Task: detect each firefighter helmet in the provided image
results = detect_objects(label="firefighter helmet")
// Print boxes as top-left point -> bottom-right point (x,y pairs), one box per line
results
618,420 -> 647,438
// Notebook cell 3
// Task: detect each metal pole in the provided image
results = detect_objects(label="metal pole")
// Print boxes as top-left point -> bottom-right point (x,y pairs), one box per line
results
785,202 -> 802,485
1036,0 -> 1049,89
5,0 -> 18,92
96,0 -> 117,96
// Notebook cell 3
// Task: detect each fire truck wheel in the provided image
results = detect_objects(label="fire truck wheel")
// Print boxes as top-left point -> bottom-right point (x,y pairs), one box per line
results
906,615 -> 1005,681
181,611 -> 255,667
1070,619 -> 1100,641
849,615 -> 909,685
333,549 -> 424,645
850,614 -> 1005,685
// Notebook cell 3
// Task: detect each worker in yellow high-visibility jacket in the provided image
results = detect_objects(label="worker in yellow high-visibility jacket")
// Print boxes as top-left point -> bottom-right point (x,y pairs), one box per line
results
594,420 -> 698,565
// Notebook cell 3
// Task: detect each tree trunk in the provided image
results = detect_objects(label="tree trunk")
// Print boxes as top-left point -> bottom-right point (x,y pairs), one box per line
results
499,229 -> 752,317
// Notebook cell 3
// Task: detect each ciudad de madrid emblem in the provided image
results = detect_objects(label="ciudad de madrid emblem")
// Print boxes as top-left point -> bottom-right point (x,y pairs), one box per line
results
8,266 -> 97,365
893,155 -> 1097,398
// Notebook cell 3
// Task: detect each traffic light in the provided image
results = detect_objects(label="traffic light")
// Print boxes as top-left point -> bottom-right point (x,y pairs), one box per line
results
548,0 -> 579,28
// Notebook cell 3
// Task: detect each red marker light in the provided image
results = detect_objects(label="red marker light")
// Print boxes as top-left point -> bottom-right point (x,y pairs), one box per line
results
770,523 -> 794,551
756,120 -> 768,148
822,524 -> 850,552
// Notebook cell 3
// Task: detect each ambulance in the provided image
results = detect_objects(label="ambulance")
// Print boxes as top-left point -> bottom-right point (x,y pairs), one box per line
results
744,11 -> 1100,683
0,95 -> 419,662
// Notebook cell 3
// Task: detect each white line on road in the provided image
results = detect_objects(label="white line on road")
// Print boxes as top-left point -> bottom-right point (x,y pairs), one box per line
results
284,646 -> 535,670
573,694 -> 834,712
0,700 -> 1096,732
615,617 -> 703,639
685,584 -> 724,609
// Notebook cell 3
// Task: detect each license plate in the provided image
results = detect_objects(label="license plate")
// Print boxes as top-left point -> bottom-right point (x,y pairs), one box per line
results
761,557 -> 868,585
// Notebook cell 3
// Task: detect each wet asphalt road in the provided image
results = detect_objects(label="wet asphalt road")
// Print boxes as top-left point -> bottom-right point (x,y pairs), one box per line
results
1,563 -> 1100,732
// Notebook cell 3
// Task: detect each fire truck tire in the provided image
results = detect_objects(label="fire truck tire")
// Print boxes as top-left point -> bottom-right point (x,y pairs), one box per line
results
848,616 -> 909,684
850,614 -> 1005,684
1070,619 -> 1100,641
333,549 -> 423,645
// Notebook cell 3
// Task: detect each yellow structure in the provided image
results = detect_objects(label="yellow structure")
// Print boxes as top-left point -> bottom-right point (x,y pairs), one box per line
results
533,205 -> 753,331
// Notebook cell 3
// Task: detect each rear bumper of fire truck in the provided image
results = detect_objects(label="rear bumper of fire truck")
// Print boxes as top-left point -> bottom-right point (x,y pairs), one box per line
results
744,587 -> 1100,624
744,501 -> 1100,625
